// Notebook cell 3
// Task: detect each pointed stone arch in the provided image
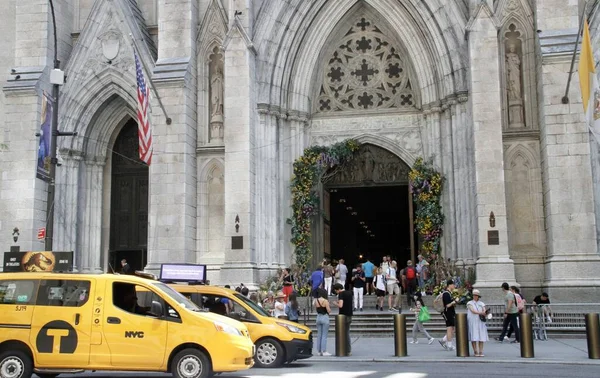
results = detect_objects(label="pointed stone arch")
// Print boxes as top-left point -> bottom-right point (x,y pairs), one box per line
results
197,158 -> 225,263
254,0 -> 468,113
313,6 -> 421,115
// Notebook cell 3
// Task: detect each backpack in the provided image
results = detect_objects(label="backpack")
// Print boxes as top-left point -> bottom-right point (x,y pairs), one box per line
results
406,267 -> 416,280
515,293 -> 525,312
433,291 -> 446,313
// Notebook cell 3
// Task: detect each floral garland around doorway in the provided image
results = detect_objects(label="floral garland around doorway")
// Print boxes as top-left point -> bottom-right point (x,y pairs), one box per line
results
288,139 -> 360,270
408,157 -> 445,260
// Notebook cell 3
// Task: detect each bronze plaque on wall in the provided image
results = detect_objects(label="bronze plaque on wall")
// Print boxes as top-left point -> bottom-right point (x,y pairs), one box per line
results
487,230 -> 499,245
232,236 -> 244,250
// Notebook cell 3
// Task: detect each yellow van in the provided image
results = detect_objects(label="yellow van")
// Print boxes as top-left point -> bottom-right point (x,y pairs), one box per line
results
169,284 -> 313,368
0,272 -> 254,378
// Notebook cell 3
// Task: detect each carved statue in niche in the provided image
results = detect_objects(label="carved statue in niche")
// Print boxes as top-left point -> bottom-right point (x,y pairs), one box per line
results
209,47 -> 224,144
505,24 -> 525,128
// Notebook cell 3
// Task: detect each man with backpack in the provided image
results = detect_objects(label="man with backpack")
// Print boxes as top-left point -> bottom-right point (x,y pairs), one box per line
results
433,279 -> 459,351
402,260 -> 418,307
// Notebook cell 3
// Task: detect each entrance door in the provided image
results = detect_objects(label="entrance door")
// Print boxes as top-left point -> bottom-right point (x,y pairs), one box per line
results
109,120 -> 149,273
322,144 -> 415,268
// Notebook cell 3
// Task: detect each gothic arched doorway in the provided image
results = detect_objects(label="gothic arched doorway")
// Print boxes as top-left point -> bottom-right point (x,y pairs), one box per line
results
108,119 -> 149,272
319,143 -> 415,270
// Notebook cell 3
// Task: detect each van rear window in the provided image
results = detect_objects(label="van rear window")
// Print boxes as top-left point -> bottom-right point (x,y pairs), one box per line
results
0,280 -> 38,305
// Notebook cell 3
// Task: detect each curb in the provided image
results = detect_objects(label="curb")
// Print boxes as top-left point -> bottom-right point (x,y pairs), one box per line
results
309,357 -> 600,365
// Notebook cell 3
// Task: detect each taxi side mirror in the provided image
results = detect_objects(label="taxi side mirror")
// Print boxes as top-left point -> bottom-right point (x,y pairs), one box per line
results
151,300 -> 164,318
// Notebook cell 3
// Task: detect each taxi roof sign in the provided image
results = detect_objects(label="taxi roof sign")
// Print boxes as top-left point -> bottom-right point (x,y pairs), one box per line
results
160,263 -> 206,283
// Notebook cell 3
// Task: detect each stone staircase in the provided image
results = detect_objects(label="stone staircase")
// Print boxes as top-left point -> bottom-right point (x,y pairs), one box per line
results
298,295 -> 590,338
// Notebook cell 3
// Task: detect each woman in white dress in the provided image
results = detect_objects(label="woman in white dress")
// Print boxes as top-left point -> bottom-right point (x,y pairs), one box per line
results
467,289 -> 489,356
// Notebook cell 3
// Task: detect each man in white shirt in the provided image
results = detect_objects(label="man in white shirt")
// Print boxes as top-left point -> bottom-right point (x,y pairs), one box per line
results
335,259 -> 348,289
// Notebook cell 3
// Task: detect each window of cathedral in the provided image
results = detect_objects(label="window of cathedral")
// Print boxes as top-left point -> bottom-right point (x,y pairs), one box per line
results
316,16 -> 417,114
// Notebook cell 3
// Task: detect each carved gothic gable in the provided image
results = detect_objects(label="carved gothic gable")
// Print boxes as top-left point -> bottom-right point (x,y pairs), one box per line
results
325,144 -> 411,186
64,0 -> 155,85
198,0 -> 228,49
316,16 -> 418,114
495,0 -> 533,25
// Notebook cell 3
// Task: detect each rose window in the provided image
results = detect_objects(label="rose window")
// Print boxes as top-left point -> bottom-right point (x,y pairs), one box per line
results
316,17 -> 417,113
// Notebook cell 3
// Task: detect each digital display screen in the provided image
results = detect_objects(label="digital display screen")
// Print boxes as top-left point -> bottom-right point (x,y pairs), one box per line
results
160,264 -> 207,282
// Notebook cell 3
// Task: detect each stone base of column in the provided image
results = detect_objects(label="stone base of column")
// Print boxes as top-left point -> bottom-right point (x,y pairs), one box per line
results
219,263 -> 261,290
543,256 -> 600,302
514,255 -> 545,299
473,256 -> 517,299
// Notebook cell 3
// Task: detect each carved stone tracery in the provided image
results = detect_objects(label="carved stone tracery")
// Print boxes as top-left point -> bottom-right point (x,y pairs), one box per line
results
316,16 -> 417,113
325,144 -> 411,186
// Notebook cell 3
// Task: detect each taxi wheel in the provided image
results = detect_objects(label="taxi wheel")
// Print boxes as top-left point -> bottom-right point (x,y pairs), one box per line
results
0,350 -> 33,378
254,338 -> 284,368
172,349 -> 211,378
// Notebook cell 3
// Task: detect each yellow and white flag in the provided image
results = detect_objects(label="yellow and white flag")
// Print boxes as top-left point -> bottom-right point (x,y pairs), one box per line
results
579,20 -> 600,144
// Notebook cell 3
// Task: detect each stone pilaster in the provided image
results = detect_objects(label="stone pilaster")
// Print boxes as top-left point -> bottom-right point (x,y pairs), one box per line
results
536,0 -> 600,301
466,3 -> 516,297
440,100 -> 458,261
220,16 -> 259,287
146,0 -> 198,273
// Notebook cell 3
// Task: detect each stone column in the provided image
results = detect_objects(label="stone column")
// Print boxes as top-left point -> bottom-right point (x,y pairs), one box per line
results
78,159 -> 104,272
146,0 -> 198,273
54,150 -> 82,253
536,0 -> 600,301
220,18 -> 259,286
467,4 -> 516,297
440,101 -> 458,261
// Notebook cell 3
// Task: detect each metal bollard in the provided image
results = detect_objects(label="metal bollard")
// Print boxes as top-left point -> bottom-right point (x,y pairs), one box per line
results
393,314 -> 407,357
520,313 -> 535,358
585,313 -> 600,359
335,314 -> 348,357
455,313 -> 469,357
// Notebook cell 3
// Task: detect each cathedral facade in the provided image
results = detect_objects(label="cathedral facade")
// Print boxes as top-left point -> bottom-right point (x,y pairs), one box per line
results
1,0 -> 600,301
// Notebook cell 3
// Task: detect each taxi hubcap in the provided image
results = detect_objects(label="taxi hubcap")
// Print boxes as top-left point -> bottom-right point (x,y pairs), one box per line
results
179,356 -> 202,378
257,342 -> 277,365
1,357 -> 24,378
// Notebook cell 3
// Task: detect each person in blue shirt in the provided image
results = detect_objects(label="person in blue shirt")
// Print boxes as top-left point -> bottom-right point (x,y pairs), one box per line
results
362,258 -> 375,296
310,264 -> 324,298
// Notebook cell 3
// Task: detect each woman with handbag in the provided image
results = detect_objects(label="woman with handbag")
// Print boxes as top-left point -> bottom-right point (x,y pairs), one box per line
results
467,289 -> 489,357
409,292 -> 435,344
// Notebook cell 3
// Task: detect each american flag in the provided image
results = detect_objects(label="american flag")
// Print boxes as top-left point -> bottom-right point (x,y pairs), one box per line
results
135,52 -> 153,165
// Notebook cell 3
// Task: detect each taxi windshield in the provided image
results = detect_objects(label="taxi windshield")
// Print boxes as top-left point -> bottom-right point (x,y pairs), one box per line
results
234,293 -> 270,317
153,282 -> 201,311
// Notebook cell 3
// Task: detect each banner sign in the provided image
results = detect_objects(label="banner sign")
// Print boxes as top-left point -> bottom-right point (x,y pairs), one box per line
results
37,93 -> 53,181
2,251 -> 74,273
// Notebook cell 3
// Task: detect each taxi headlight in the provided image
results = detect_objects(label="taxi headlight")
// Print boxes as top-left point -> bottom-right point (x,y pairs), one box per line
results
276,322 -> 307,334
214,321 -> 243,336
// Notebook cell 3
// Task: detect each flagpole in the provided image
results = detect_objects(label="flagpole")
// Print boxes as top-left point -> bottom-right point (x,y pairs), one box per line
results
128,34 -> 172,125
562,2 -> 589,104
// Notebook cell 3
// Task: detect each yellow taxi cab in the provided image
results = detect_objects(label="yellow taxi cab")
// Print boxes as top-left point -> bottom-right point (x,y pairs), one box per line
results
0,272 -> 254,378
169,283 -> 313,368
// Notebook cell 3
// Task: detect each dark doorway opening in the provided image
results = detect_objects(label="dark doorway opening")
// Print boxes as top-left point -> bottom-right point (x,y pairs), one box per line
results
328,185 -> 413,269
109,119 -> 149,273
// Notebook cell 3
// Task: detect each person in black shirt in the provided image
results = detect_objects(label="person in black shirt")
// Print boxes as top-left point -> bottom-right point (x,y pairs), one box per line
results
439,279 -> 459,351
533,292 -> 552,323
351,264 -> 365,311
121,259 -> 132,275
333,283 -> 353,355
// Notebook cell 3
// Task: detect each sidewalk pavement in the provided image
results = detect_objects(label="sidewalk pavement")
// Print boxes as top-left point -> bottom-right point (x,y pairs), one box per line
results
309,337 -> 600,365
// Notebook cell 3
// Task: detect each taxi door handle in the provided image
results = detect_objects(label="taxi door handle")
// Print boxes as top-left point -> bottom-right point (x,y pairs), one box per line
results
107,317 -> 121,324
75,313 -> 80,325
